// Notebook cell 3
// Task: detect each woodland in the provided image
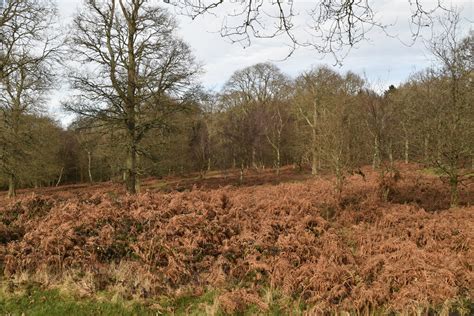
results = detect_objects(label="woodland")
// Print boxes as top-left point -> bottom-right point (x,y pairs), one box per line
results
0,0 -> 473,314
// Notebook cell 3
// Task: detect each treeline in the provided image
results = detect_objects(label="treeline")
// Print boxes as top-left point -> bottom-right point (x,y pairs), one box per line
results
0,1 -> 472,206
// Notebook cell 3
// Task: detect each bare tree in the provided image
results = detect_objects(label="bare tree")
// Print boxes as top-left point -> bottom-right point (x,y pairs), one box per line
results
426,12 -> 473,207
64,0 -> 200,193
264,97 -> 291,176
0,0 -> 58,198
362,89 -> 394,170
320,72 -> 365,196
294,67 -> 365,192
170,0 -> 450,62
219,63 -> 289,176
294,66 -> 344,175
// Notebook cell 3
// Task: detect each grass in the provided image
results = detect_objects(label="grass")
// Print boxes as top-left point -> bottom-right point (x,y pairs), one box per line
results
0,282 -> 472,316
0,282 -> 306,316
0,287 -> 157,316
158,290 -> 221,315
0,284 -> 226,316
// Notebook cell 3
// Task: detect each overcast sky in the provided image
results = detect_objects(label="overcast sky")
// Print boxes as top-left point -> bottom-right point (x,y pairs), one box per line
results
50,0 -> 473,125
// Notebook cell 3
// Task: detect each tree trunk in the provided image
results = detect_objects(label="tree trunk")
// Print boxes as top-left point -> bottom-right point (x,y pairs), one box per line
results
251,147 -> 257,169
135,154 -> 141,193
311,128 -> 318,175
135,177 -> 141,193
373,136 -> 380,169
8,174 -> 16,198
389,140 -> 394,169
276,147 -> 281,176
87,150 -> 93,183
126,142 -> 137,194
424,136 -> 429,163
125,12 -> 138,194
311,152 -> 318,175
404,138 -> 409,164
335,163 -> 343,199
56,167 -> 64,187
450,177 -> 459,208
436,137 -> 442,163
8,109 -> 20,198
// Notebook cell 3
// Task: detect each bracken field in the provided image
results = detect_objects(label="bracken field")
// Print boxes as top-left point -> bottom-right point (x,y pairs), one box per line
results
0,164 -> 472,315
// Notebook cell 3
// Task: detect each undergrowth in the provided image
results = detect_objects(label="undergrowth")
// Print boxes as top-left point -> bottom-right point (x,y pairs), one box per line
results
0,165 -> 472,314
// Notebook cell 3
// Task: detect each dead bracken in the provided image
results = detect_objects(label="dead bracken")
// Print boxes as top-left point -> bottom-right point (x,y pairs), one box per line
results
0,165 -> 472,313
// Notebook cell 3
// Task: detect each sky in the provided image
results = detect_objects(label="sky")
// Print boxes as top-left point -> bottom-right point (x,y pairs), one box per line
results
50,0 -> 473,125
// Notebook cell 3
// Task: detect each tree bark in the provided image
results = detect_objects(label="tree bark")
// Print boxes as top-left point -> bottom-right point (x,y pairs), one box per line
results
56,167 -> 64,187
276,147 -> 281,176
311,128 -> 318,175
372,136 -> 380,169
125,4 -> 138,194
424,136 -> 429,163
87,150 -> 93,183
450,177 -> 459,208
404,138 -> 409,164
335,162 -> 343,199
389,140 -> 394,168
126,142 -> 137,194
8,174 -> 16,198
251,147 -> 257,169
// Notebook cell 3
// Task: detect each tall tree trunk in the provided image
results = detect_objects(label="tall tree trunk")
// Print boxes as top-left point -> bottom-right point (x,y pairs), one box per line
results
276,147 -> 281,176
56,167 -> 64,187
373,136 -> 380,169
311,128 -> 318,175
87,150 -> 93,183
335,162 -> 343,199
450,177 -> 459,208
8,108 -> 20,198
135,176 -> 141,193
125,10 -> 138,194
135,154 -> 141,193
404,138 -> 409,164
8,174 -> 16,198
126,143 -> 137,194
436,139 -> 442,163
389,140 -> 394,169
424,136 -> 429,163
251,147 -> 257,169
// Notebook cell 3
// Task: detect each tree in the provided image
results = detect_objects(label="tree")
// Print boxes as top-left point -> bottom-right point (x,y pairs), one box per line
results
294,66 -> 343,175
0,114 -> 63,191
171,0 -> 451,61
218,63 -> 289,178
263,96 -> 291,176
425,13 -> 473,207
179,86 -> 216,177
319,72 -> 365,195
294,67 -> 365,192
64,0 -> 200,193
0,0 -> 58,197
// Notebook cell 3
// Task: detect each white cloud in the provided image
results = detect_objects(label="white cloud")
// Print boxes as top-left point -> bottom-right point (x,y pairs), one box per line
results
50,0 -> 473,125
